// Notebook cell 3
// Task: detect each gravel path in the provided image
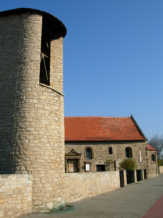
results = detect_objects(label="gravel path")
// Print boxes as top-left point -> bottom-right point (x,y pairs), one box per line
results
20,174 -> 163,218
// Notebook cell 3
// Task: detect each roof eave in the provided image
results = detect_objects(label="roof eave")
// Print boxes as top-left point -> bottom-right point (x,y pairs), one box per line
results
65,139 -> 146,143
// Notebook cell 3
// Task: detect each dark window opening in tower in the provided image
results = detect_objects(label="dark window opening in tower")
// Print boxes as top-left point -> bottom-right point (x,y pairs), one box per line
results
40,18 -> 50,85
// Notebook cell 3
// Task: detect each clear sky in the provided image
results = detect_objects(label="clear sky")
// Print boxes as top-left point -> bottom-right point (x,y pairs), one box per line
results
1,0 -> 163,140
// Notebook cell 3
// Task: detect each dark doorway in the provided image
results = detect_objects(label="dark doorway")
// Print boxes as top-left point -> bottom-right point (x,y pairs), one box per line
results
126,170 -> 134,184
96,165 -> 105,172
67,159 -> 79,173
136,170 -> 142,181
119,170 -> 125,187
144,169 -> 147,179
114,160 -> 117,171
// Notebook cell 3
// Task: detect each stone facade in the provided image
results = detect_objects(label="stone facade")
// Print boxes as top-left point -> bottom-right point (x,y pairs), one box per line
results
65,141 -> 159,180
65,141 -> 147,174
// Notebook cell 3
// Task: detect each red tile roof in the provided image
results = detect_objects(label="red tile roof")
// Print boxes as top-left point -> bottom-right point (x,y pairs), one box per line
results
146,144 -> 157,151
64,116 -> 146,142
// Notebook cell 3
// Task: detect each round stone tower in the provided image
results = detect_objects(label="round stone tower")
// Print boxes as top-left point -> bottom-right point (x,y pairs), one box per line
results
0,8 -> 66,210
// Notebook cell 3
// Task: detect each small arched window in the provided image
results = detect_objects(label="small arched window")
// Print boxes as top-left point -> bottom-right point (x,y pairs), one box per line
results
151,154 -> 156,162
85,148 -> 93,160
125,147 -> 133,158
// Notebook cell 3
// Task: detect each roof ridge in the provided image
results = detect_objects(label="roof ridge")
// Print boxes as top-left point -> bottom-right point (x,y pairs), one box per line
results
65,116 -> 130,119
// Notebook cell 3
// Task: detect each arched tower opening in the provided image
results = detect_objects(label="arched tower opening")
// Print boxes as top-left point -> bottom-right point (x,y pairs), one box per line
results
40,17 -> 51,85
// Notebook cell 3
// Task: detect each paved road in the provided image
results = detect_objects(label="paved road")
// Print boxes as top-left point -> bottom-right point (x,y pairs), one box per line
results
142,195 -> 163,218
20,174 -> 163,218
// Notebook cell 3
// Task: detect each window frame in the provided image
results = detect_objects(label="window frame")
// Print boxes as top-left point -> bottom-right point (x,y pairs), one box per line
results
125,147 -> 133,158
85,147 -> 93,160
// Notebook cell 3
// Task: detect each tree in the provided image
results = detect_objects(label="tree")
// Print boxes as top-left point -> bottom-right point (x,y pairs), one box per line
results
120,158 -> 136,171
149,135 -> 163,159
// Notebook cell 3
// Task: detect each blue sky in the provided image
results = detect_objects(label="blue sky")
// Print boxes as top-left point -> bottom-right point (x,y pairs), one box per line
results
1,0 -> 163,140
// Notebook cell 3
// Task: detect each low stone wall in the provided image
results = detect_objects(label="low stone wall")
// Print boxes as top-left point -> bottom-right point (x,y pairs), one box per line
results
147,164 -> 158,178
159,166 -> 163,174
62,171 -> 120,203
147,173 -> 158,178
0,172 -> 120,217
0,174 -> 32,218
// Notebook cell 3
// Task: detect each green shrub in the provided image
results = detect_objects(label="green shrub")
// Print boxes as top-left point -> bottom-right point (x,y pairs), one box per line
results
120,158 -> 136,170
158,159 -> 163,166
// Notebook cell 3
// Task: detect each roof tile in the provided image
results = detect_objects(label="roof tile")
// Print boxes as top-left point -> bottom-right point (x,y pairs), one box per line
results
65,116 -> 146,142
146,144 -> 157,151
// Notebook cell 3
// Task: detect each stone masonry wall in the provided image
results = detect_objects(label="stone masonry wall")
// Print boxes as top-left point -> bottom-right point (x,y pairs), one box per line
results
0,172 -> 120,218
65,141 -> 147,172
0,14 -> 28,173
146,150 -> 158,178
61,171 -> 120,203
0,175 -> 32,218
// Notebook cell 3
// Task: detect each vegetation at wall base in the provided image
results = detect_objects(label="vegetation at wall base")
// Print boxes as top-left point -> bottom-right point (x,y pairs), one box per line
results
120,158 -> 136,171
46,204 -> 74,214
